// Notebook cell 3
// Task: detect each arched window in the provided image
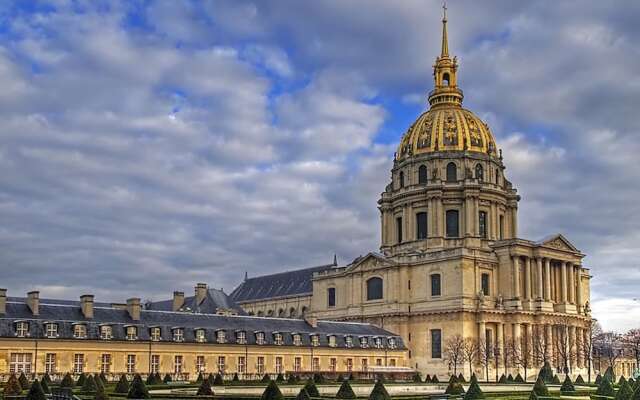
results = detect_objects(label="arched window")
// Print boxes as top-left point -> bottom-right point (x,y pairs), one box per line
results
289,307 -> 297,318
443,73 -> 450,86
278,308 -> 285,317
446,162 -> 457,182
475,164 -> 484,182
257,311 -> 264,317
399,171 -> 405,188
446,210 -> 459,238
416,212 -> 428,240
366,277 -> 383,301
418,165 -> 428,184
266,310 -> 273,317
301,306 -> 308,317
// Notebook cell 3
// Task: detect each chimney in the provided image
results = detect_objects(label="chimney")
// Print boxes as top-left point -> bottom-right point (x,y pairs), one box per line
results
304,315 -> 318,328
0,288 -> 6,315
80,294 -> 94,319
27,291 -> 39,316
172,291 -> 184,311
195,283 -> 208,305
127,298 -> 141,321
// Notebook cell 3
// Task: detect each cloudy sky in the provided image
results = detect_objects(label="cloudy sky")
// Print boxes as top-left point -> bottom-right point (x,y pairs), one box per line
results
0,0 -> 638,332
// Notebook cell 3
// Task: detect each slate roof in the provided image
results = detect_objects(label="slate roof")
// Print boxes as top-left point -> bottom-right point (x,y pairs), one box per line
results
0,299 -> 404,350
146,288 -> 245,315
230,263 -> 336,303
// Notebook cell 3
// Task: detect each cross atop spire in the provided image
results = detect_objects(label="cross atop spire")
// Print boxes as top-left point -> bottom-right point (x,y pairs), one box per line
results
441,1 -> 449,58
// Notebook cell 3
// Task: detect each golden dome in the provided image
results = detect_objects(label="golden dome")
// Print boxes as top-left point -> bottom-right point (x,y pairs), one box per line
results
396,106 -> 498,160
396,6 -> 498,161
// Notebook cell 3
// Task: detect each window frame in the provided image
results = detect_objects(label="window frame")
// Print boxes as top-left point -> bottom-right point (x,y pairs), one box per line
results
418,165 -> 428,184
172,328 -> 184,342
446,162 -> 457,182
15,322 -> 29,338
481,272 -> 490,296
366,277 -> 384,301
100,325 -> 113,340
479,210 -> 488,239
150,327 -> 161,342
445,209 -> 460,238
416,211 -> 428,240
430,273 -> 442,297
327,287 -> 336,308
125,326 -> 137,341
74,324 -> 87,339
431,329 -> 442,359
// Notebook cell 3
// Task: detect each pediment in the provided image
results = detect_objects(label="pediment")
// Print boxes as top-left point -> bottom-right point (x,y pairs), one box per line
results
537,234 -> 579,253
346,252 -> 394,273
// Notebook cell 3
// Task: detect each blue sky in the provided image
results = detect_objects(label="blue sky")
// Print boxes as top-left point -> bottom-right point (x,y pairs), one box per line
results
0,0 -> 639,332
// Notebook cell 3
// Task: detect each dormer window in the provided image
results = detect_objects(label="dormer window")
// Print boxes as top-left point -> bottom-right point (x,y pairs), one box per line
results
100,325 -> 112,340
74,324 -> 87,339
196,329 -> 207,343
293,334 -> 302,346
216,330 -> 226,344
173,328 -> 184,342
150,327 -> 161,341
345,336 -> 353,348
45,323 -> 58,338
236,331 -> 246,345
274,333 -> 283,345
374,337 -> 383,348
360,336 -> 369,348
310,334 -> 320,347
256,332 -> 265,345
126,326 -> 137,340
388,337 -> 397,349
328,335 -> 337,347
16,322 -> 29,337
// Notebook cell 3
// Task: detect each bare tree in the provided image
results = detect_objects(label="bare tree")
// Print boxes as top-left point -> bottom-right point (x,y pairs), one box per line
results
623,329 -> 640,376
595,332 -> 623,372
554,323 -> 576,374
532,324 -> 551,367
507,335 -> 534,381
582,319 -> 602,383
444,334 -> 466,376
478,336 -> 494,382
462,337 -> 479,379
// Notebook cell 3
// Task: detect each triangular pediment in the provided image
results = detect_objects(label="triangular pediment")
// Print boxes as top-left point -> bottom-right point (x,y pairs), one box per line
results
537,234 -> 579,253
346,252 -> 394,273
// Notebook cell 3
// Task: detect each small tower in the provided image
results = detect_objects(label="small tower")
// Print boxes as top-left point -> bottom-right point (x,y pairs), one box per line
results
428,3 -> 463,108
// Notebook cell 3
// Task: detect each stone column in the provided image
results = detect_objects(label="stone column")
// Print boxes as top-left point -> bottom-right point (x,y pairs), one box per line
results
497,323 -> 505,370
407,204 -> 414,241
491,203 -> 498,240
569,326 -> 576,371
561,261 -> 568,303
465,197 -> 473,236
575,327 -> 583,368
524,257 -> 531,300
513,256 -> 521,299
576,268 -> 583,312
438,199 -> 445,237
479,321 -> 487,347
474,197 -> 480,236
511,207 -> 518,238
537,258 -> 544,300
544,258 -> 552,301
567,262 -> 574,304
545,324 -> 553,362
526,324 -> 534,366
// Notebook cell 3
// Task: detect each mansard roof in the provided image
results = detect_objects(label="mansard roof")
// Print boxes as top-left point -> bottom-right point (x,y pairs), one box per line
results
230,262 -> 337,303
0,299 -> 403,349
146,287 -> 245,315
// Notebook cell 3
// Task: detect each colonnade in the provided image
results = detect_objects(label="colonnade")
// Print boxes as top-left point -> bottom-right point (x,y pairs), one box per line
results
511,256 -> 583,311
477,321 -> 589,373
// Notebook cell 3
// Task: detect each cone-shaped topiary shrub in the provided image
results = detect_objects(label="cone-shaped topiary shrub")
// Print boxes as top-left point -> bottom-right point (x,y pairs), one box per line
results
449,375 -> 458,384
196,378 -> 214,396
288,374 -> 298,384
303,378 -> 320,397
336,379 -> 357,399
233,373 -> 240,383
620,377 -> 628,386
261,380 -> 283,400
432,375 -> 440,383
507,374 -> 514,383
515,373 -> 525,383
368,380 -> 390,400
498,374 -> 508,384
60,373 -> 75,389
458,373 -> 467,383
348,373 -> 355,381
207,374 -> 215,386
18,372 -> 30,389
532,377 -> 550,397
213,374 -> 224,386
99,373 -> 108,386
604,367 -> 615,384
529,391 -> 539,400
313,373 -> 324,384
276,373 -> 284,383
413,372 -> 422,383
163,374 -> 172,384
42,373 -> 52,386
596,374 -> 603,385
260,374 -> 270,383
632,383 -> 640,400
538,362 -> 554,384
5,373 -> 23,396
445,380 -> 465,395
81,374 -> 98,394
576,375 -> 585,384
95,384 -> 110,400
76,373 -> 86,387
615,381 -> 634,400
464,374 -> 485,400
40,378 -> 51,394
196,372 -> 204,383
127,374 -> 150,399
296,388 -> 311,400
596,376 -> 616,397
552,375 -> 561,385
560,375 -> 575,394
25,379 -> 46,400
114,374 -> 130,394
145,374 -> 155,386
425,374 -> 432,383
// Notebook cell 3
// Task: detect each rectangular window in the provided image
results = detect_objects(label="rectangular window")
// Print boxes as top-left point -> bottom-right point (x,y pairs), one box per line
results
479,211 -> 488,239
499,215 -> 504,240
361,358 -> 368,371
100,325 -> 112,340
274,333 -> 283,345
236,331 -> 246,344
173,328 -> 184,342
293,334 -> 302,346
126,326 -> 137,340
446,210 -> 459,238
45,353 -> 56,374
101,354 -> 111,374
329,335 -> 337,347
16,322 -> 29,337
346,358 -> 353,372
275,357 -> 283,374
196,355 -> 206,373
431,274 -> 441,297
126,354 -> 136,374
330,358 -> 337,372
217,356 -> 225,374
46,323 -> 58,338
174,355 -> 183,374
216,330 -> 225,344
416,212 -> 428,239
196,329 -> 207,343
481,273 -> 490,296
389,359 -> 396,367
74,324 -> 87,339
9,353 -> 32,374
312,357 -> 320,371
311,335 -> 320,347
150,327 -> 161,341
237,356 -> 246,374
345,336 -> 353,348
376,358 -> 382,366
396,217 -> 403,243
294,357 -> 301,372
151,355 -> 160,374
256,332 -> 265,345
431,329 -> 442,359
256,356 -> 265,375
74,353 -> 84,374
327,287 -> 336,307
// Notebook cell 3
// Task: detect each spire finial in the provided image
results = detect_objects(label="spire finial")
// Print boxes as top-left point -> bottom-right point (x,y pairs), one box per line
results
441,1 -> 449,58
